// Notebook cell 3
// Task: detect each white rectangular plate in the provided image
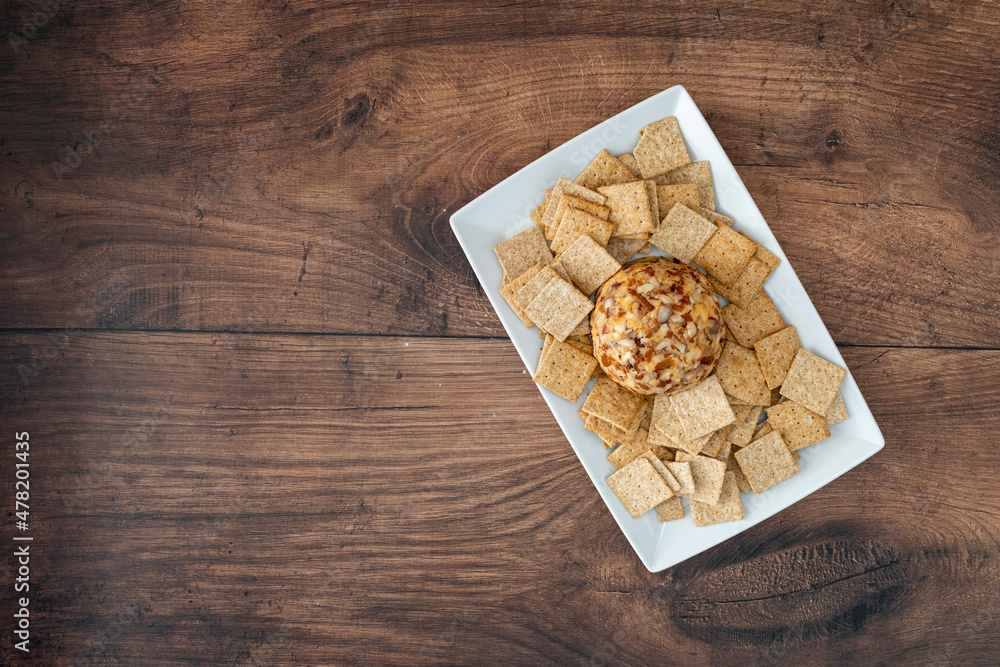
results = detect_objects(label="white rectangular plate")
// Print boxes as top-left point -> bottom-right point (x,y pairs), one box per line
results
450,85 -> 884,572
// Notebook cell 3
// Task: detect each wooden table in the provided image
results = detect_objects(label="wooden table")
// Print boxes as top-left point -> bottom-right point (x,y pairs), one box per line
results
2,1 -> 998,664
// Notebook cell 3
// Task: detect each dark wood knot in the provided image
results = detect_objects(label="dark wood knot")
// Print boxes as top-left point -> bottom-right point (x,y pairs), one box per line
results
671,540 -> 907,647
341,92 -> 373,127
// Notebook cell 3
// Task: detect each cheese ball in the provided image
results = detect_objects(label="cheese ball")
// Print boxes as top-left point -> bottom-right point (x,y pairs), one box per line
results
591,257 -> 725,395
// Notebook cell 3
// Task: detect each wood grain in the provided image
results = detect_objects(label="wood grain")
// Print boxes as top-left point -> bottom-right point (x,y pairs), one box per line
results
1,1 -> 998,344
1,334 -> 997,665
2,1 -> 999,664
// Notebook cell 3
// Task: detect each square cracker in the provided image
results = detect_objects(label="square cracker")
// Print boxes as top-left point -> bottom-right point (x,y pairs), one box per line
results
634,117 -> 691,179
607,430 -> 651,469
656,184 -> 700,217
670,375 -> 736,439
620,423 -> 650,447
650,395 -> 706,454
561,195 -> 613,221
726,392 -> 750,408
691,470 -> 744,526
674,451 -> 696,464
559,178 -> 607,205
558,235 -> 622,295
655,495 -> 686,522
780,349 -> 847,416
576,149 -> 638,190
728,405 -> 764,448
573,316 -> 594,340
709,257 -> 771,308
549,257 -> 571,283
691,432 -> 713,452
582,376 -> 647,432
548,193 -> 612,241
664,460 -> 695,496
741,232 -> 781,273
604,237 -> 646,264
701,208 -> 734,227
551,208 -> 615,254
606,457 -> 672,518
650,445 -> 674,462
686,455 -> 728,506
514,266 -> 560,324
693,224 -> 757,286
700,424 -> 733,458
733,431 -> 800,494
826,392 -> 848,425
563,335 -> 593,354
650,393 -> 675,430
596,420 -> 649,452
766,400 -> 831,450
756,247 -> 780,275
525,276 -> 594,342
640,451 -> 677,495
585,413 -> 631,446
645,421 -> 678,449
730,403 -> 754,424
754,326 -> 801,390
533,337 -> 598,402
645,180 -> 659,225
551,191 -> 611,223
722,291 -> 787,347
715,441 -> 733,462
714,342 -> 767,405
597,181 -> 656,238
649,204 -> 717,264
597,414 -> 650,448
752,381 -> 773,406
539,332 -> 555,363
616,153 -> 642,177
499,264 -> 543,326
494,226 -> 552,282
655,161 -> 715,212
530,191 -> 550,227
751,421 -> 773,443
542,178 -> 606,237
648,452 -> 680,492
727,457 -> 752,493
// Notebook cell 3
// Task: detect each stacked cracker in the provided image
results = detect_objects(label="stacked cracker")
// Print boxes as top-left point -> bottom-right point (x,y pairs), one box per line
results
494,116 -> 848,528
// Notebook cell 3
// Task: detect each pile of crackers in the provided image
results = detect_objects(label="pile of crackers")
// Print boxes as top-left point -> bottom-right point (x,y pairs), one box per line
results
493,116 -> 849,527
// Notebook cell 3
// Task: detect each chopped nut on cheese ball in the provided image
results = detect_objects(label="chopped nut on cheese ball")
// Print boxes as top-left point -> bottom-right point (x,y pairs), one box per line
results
591,257 -> 725,395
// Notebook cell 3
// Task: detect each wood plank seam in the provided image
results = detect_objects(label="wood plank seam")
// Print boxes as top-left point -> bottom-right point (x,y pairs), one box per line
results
1,328 -> 1000,351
